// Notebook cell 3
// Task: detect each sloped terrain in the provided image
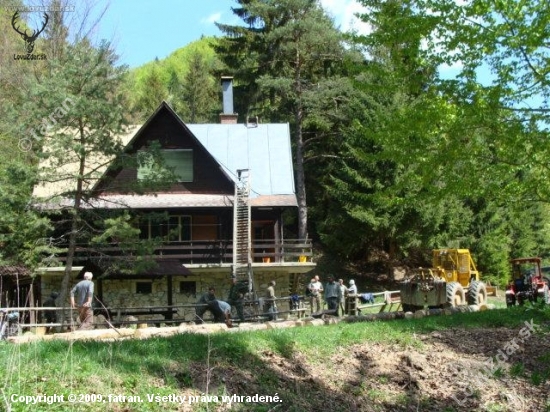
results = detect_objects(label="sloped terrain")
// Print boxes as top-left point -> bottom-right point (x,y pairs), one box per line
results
178,323 -> 550,411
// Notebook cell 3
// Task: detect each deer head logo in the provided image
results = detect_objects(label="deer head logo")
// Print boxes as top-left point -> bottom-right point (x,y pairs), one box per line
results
11,11 -> 49,54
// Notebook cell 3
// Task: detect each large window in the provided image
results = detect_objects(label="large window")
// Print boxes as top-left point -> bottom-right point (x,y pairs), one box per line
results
138,149 -> 193,182
140,215 -> 192,242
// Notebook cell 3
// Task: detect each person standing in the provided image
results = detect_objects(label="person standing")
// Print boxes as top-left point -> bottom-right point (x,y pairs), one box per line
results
70,272 -> 94,330
308,275 -> 324,313
227,277 -> 245,322
264,280 -> 278,321
42,291 -> 59,325
338,279 -> 348,315
324,276 -> 340,315
348,279 -> 358,295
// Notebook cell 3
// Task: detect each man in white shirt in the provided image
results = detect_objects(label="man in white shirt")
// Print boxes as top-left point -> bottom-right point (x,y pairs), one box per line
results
308,275 -> 324,313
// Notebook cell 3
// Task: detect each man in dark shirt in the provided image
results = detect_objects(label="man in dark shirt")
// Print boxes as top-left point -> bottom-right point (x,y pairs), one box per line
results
195,286 -> 216,324
227,277 -> 246,322
42,292 -> 58,325
324,276 -> 340,316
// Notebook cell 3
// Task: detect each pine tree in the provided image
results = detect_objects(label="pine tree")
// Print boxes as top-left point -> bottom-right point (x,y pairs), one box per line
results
216,0 -> 350,239
29,39 -> 128,314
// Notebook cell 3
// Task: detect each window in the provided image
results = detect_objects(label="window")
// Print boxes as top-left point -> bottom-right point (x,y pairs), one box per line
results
179,281 -> 196,296
140,214 -> 192,242
136,282 -> 152,294
138,149 -> 193,182
166,215 -> 191,242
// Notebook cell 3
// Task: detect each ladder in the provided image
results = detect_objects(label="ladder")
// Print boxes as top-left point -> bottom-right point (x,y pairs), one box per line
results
232,169 -> 253,293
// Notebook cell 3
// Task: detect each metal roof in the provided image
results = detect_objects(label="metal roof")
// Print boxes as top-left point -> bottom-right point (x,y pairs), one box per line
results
187,123 -> 296,198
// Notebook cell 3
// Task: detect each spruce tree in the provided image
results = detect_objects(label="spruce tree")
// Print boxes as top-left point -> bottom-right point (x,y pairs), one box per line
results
216,0 -> 351,240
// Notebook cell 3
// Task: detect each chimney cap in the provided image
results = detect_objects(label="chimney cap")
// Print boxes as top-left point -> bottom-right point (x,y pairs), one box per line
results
221,75 -> 234,81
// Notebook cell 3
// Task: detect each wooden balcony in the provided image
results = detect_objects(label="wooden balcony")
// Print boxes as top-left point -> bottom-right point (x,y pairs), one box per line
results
67,239 -> 314,266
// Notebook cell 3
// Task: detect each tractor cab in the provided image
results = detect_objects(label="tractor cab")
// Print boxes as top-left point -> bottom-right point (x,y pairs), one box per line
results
432,249 -> 480,287
506,257 -> 550,307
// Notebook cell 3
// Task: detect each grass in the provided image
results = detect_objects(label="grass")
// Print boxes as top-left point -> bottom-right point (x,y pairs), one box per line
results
0,305 -> 548,411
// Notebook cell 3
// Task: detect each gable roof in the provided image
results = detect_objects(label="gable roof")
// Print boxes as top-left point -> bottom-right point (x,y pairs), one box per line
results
33,102 -> 297,208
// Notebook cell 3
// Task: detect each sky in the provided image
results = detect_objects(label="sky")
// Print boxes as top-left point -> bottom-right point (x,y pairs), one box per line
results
87,0 -> 369,68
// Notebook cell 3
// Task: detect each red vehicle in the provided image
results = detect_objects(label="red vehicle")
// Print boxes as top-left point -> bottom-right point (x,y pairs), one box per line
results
506,257 -> 550,307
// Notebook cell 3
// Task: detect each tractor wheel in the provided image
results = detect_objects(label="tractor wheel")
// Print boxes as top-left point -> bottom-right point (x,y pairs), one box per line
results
446,282 -> 465,307
467,281 -> 488,306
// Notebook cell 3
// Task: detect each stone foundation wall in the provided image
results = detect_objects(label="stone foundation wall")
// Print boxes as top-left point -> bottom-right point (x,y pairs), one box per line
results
40,270 -> 297,323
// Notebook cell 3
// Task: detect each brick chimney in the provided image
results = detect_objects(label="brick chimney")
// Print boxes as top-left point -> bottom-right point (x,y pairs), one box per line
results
220,76 -> 238,124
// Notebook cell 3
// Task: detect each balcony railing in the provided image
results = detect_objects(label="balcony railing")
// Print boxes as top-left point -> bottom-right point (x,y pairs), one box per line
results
67,239 -> 313,265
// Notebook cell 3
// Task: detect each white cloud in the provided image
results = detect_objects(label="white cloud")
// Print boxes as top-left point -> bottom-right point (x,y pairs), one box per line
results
320,0 -> 371,35
202,12 -> 222,25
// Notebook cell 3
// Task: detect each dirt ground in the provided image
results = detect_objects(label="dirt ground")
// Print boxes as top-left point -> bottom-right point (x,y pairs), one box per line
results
183,321 -> 550,412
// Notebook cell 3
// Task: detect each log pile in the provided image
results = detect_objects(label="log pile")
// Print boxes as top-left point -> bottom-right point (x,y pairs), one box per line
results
6,304 -> 495,344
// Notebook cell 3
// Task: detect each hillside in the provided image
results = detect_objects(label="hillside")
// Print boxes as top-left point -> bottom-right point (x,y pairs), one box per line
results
122,36 -> 221,123
1,305 -> 549,411
127,36 -> 219,85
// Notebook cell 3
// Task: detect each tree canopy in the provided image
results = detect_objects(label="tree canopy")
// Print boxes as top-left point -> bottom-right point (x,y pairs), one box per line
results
2,0 -> 550,286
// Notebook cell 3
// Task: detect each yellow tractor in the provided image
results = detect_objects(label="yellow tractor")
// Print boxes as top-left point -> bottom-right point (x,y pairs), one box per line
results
399,248 -> 488,312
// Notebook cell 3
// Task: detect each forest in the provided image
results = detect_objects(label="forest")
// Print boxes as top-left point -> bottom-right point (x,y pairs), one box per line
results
1,0 -> 550,287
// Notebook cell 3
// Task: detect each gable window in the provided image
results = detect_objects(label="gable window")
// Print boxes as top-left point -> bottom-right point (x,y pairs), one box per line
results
138,149 -> 193,183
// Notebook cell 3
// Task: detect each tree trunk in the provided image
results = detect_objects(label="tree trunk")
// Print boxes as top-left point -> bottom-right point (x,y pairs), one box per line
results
295,121 -> 308,240
294,48 -> 308,240
56,125 -> 86,327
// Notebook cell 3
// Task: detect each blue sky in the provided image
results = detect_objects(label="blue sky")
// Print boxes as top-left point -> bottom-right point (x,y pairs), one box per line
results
93,0 -> 236,68
89,0 -> 369,68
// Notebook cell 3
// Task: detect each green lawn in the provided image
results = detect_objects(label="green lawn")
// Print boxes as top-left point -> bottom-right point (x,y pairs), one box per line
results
0,303 -> 548,411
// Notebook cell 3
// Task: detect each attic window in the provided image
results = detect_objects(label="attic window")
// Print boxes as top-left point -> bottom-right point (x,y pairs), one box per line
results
138,149 -> 193,183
